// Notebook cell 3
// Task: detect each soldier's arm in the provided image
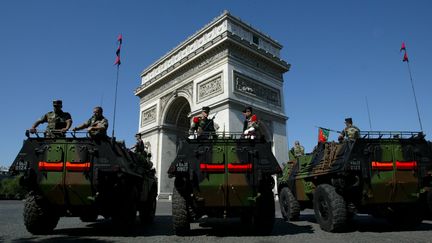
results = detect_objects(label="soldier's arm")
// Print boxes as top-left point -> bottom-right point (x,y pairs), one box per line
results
73,119 -> 90,131
63,113 -> 73,131
30,114 -> 47,132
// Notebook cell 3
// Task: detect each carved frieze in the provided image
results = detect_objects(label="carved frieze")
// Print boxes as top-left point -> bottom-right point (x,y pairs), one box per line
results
234,71 -> 280,106
141,105 -> 157,127
142,20 -> 228,84
197,73 -> 223,103
139,49 -> 227,104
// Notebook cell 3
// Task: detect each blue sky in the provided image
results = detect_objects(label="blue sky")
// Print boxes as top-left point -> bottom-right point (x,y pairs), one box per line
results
1,1 -> 431,167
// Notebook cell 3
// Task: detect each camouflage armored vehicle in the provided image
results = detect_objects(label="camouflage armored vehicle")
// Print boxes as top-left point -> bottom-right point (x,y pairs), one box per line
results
278,131 -> 432,232
9,130 -> 158,234
168,132 -> 282,235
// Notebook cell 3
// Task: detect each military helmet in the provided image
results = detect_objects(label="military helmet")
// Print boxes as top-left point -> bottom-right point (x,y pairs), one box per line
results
202,106 -> 210,114
53,100 -> 63,107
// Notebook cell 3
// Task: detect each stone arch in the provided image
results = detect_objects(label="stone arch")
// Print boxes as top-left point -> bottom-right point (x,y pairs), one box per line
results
157,95 -> 191,198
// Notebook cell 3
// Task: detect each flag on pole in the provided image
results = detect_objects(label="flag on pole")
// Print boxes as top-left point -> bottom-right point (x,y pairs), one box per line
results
114,34 -> 122,66
318,128 -> 330,143
400,42 -> 406,52
403,52 -> 409,62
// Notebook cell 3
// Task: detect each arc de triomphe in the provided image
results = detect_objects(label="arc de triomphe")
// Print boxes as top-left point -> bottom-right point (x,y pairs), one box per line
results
134,11 -> 290,199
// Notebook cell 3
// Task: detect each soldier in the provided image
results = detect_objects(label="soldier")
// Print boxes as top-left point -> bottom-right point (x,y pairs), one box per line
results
30,100 -> 72,138
131,133 -> 146,155
242,106 -> 259,139
188,106 -> 215,139
291,140 -> 305,157
339,117 -> 360,141
73,106 -> 108,139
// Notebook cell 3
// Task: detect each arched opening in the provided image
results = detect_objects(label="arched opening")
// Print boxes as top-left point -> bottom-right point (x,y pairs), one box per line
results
158,96 -> 191,198
164,96 -> 191,135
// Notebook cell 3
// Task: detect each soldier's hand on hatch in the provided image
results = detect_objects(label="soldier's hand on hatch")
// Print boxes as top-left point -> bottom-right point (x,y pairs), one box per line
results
60,128 -> 68,133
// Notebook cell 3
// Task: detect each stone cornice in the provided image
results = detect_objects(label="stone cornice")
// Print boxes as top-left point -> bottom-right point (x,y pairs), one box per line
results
137,11 -> 289,96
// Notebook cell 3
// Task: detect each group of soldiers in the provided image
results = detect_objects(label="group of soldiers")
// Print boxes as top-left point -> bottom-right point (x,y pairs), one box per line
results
31,99 -> 150,157
291,117 -> 360,158
30,100 -> 108,139
188,105 -> 260,139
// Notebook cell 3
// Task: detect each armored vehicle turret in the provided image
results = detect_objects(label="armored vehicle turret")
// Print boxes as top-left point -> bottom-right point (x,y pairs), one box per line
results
278,131 -> 432,232
168,132 -> 282,235
9,130 -> 158,234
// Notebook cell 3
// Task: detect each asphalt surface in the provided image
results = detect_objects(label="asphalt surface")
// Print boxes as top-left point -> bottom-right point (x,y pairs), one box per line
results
2,200 -> 432,243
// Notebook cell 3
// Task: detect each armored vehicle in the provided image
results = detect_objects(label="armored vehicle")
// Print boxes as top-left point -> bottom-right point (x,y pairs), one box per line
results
168,132 -> 282,235
9,130 -> 158,234
278,131 -> 432,232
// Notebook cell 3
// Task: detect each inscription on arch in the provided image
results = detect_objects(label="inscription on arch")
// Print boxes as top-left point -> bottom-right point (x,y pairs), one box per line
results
197,73 -> 223,103
233,71 -> 280,106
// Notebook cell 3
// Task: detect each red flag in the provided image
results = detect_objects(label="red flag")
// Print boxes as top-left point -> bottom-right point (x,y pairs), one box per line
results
318,128 -> 329,143
400,42 -> 406,52
403,52 -> 409,62
114,34 -> 122,66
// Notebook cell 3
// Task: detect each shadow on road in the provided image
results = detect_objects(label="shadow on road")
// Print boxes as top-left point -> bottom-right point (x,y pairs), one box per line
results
300,212 -> 432,233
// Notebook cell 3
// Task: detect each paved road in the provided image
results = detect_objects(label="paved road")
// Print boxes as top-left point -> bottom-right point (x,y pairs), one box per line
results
2,200 -> 432,243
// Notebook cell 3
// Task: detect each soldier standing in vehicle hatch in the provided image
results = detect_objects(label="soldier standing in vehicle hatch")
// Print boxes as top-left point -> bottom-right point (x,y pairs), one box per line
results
291,140 -> 305,157
73,106 -> 108,139
242,106 -> 259,139
339,117 -> 360,141
30,100 -> 72,138
188,106 -> 215,139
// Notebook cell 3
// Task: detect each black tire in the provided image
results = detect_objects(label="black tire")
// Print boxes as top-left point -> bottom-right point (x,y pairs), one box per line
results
279,187 -> 301,221
23,192 -> 59,235
111,186 -> 137,227
252,191 -> 275,235
172,186 -> 190,236
313,184 -> 347,232
139,194 -> 157,224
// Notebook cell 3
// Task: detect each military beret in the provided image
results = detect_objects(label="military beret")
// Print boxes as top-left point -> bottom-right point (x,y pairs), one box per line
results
242,106 -> 253,113
345,117 -> 353,124
202,106 -> 210,114
53,100 -> 62,106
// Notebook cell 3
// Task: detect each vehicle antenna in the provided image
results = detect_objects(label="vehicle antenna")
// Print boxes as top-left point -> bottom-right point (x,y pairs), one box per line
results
401,42 -> 423,131
365,96 -> 372,130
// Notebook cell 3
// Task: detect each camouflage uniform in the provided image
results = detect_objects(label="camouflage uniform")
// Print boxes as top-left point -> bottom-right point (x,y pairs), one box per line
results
32,100 -> 72,138
81,115 -> 109,138
292,144 -> 305,157
340,118 -> 360,141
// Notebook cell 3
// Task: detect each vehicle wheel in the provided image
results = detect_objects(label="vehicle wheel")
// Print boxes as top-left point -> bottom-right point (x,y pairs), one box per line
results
23,192 -> 59,235
112,186 -> 137,227
139,193 -> 157,224
279,187 -> 300,221
252,190 -> 275,235
313,184 -> 347,232
172,186 -> 190,236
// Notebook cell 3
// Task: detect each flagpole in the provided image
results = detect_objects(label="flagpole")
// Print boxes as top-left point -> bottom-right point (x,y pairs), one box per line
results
112,64 -> 120,138
405,60 -> 423,131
